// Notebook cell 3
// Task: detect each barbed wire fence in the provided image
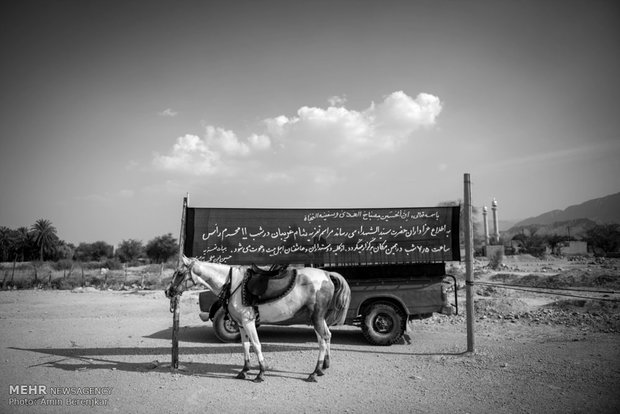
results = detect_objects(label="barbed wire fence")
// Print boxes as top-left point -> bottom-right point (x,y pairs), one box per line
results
474,281 -> 620,303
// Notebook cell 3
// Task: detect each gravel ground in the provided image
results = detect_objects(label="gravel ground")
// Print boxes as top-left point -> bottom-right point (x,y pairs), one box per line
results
1,282 -> 619,414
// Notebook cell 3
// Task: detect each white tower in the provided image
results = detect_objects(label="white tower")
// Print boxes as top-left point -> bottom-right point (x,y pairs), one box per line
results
491,198 -> 500,244
482,205 -> 489,246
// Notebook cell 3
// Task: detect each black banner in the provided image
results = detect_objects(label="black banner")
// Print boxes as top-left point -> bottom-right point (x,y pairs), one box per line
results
184,206 -> 460,265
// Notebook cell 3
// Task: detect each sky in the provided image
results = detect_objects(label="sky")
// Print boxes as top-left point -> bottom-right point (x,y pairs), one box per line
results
1,0 -> 619,247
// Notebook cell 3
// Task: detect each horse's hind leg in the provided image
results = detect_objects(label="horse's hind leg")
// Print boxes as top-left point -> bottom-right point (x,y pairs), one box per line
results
236,326 -> 251,380
322,319 -> 332,370
307,317 -> 331,382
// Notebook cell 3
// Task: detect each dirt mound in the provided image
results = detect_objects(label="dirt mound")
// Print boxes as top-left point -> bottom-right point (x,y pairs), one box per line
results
474,297 -> 531,315
501,254 -> 540,263
490,270 -> 620,289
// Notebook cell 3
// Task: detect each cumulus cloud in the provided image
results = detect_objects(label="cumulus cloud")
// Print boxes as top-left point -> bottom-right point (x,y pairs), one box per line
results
371,92 -> 443,145
158,108 -> 179,117
153,91 -> 442,178
265,91 -> 442,156
153,128 -> 271,176
153,134 -> 220,175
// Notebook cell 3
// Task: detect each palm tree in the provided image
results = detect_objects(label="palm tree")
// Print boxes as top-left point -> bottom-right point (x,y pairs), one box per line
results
12,227 -> 31,262
31,219 -> 58,262
0,226 -> 10,262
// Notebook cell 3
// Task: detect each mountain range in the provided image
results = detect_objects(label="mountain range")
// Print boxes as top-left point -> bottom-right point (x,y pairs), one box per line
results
500,192 -> 620,240
512,192 -> 620,228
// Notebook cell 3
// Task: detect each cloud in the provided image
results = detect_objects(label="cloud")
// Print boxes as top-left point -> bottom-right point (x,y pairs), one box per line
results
152,129 -> 271,176
153,134 -> 220,175
371,92 -> 443,145
327,94 -> 347,107
158,108 -> 179,117
153,91 -> 442,180
265,91 -> 442,157
75,189 -> 134,203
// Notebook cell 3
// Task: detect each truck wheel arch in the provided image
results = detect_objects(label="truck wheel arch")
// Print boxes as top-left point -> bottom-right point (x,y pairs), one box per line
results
358,296 -> 408,320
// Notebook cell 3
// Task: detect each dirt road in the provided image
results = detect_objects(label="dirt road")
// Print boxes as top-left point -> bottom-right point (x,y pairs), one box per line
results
1,288 -> 618,414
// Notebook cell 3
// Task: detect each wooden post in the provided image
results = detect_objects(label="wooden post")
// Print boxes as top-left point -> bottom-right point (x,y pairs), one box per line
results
171,194 -> 188,371
463,173 -> 475,353
170,295 -> 181,370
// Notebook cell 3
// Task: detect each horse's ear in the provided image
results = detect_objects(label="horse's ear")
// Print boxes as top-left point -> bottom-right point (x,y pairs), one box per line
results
181,255 -> 192,266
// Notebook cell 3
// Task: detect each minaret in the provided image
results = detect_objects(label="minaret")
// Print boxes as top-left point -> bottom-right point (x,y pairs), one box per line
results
482,206 -> 489,246
492,198 -> 499,244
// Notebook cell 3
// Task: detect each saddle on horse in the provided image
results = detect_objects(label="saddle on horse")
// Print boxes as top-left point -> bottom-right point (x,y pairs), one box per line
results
242,264 -> 297,306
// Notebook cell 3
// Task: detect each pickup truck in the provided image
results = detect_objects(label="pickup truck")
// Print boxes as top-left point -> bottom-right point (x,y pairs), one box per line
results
198,262 -> 457,345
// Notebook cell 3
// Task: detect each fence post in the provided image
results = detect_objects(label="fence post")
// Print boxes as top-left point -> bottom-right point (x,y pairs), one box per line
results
171,194 -> 188,371
464,173 -> 475,353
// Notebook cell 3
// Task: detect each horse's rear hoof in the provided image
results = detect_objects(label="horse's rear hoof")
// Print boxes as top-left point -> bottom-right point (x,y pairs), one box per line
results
236,372 -> 246,380
253,375 -> 265,383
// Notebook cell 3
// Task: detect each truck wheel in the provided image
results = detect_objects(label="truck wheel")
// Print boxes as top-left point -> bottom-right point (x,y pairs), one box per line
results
361,303 -> 405,346
212,307 -> 240,343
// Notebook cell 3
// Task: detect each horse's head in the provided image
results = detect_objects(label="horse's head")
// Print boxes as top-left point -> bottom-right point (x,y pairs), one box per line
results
164,256 -> 197,299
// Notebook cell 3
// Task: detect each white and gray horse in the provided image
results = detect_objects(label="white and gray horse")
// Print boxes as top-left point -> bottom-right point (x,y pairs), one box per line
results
165,256 -> 351,382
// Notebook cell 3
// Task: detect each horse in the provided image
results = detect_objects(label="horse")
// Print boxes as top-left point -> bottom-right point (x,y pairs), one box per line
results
165,255 -> 351,383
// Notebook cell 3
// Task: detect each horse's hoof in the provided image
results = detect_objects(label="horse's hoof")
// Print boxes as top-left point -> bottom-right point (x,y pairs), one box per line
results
305,374 -> 318,383
316,370 -> 325,377
235,372 -> 246,380
253,376 -> 264,383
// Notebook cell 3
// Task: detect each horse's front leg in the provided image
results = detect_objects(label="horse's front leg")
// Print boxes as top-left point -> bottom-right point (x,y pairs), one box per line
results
236,326 -> 251,380
243,321 -> 266,383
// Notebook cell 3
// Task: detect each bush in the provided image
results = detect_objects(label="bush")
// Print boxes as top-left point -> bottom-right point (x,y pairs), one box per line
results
102,258 -> 123,270
52,259 -> 74,271
488,249 -> 504,270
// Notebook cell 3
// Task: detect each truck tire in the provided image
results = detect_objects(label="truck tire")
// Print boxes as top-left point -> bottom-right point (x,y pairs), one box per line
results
361,303 -> 406,346
212,307 -> 240,343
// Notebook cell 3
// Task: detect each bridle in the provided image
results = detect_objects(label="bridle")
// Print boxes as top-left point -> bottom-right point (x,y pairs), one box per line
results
166,259 -> 198,311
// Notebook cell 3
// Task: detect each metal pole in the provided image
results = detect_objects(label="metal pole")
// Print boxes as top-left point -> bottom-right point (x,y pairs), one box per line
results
464,174 -> 475,353
171,194 -> 189,371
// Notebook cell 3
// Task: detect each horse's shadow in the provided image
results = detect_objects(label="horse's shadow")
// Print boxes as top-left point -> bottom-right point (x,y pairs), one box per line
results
9,324 -> 468,381
145,324 -> 371,346
8,345 -> 315,382
145,324 -> 469,357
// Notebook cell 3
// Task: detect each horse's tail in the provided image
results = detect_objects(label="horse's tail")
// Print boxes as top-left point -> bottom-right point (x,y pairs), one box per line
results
325,272 -> 351,326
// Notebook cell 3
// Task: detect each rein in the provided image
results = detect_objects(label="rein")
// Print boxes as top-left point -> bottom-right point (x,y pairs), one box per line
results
169,295 -> 179,313
168,260 -> 198,313
217,267 -> 243,321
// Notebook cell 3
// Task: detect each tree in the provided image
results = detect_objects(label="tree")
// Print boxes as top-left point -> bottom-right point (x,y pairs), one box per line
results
116,239 -> 144,263
146,233 -> 178,263
585,224 -> 620,253
75,241 -> 114,262
511,233 -> 548,257
53,240 -> 74,261
546,234 -> 570,254
11,227 -> 32,262
0,226 -> 10,262
30,219 -> 58,261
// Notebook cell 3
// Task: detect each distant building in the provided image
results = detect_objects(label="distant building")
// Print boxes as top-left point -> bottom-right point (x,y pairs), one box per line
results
558,241 -> 588,255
